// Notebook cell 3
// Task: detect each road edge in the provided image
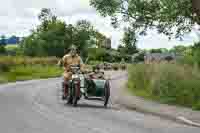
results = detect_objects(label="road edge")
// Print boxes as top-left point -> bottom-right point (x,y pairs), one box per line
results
115,81 -> 200,128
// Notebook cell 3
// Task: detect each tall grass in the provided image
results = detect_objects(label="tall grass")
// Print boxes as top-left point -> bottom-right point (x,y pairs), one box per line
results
128,63 -> 200,110
0,56 -> 59,66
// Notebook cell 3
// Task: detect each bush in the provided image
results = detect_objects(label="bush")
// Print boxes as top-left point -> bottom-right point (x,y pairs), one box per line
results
128,63 -> 200,110
0,46 -> 6,54
6,45 -> 23,56
88,60 -> 102,66
0,64 -> 10,72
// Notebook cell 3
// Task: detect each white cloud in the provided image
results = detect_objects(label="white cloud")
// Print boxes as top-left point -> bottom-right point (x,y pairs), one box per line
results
0,0 -> 198,49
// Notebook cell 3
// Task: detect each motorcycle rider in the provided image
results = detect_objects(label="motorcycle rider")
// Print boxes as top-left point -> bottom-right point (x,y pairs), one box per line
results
58,45 -> 84,100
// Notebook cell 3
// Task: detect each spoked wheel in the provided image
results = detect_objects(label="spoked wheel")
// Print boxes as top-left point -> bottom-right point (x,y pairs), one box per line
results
104,80 -> 110,107
72,80 -> 80,107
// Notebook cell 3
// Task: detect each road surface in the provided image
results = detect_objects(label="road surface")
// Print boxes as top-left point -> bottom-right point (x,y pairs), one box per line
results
0,71 -> 199,133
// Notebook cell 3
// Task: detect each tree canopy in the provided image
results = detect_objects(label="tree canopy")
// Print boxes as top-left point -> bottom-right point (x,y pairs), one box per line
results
121,27 -> 138,55
90,0 -> 200,39
21,8 -> 107,60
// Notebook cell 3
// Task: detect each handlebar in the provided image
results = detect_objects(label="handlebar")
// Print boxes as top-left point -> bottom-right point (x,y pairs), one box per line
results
70,65 -> 82,74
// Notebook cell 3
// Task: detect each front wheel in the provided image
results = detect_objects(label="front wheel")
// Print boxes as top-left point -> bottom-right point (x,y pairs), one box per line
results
104,81 -> 110,107
72,80 -> 81,107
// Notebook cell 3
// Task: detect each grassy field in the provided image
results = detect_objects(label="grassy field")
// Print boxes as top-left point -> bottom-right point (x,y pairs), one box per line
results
5,44 -> 19,50
0,65 -> 62,84
127,63 -> 200,110
0,56 -> 94,84
0,56 -> 62,84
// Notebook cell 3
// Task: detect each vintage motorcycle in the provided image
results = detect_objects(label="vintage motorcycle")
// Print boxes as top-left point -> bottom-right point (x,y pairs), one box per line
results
62,65 -> 110,107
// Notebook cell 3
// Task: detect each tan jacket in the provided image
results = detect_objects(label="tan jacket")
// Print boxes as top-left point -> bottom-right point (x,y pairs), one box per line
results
59,54 -> 84,80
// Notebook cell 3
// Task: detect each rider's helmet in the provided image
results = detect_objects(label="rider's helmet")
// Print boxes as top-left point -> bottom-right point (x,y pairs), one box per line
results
69,45 -> 77,57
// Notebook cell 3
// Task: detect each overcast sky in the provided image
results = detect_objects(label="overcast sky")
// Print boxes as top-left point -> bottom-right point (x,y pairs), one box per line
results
0,0 -> 199,49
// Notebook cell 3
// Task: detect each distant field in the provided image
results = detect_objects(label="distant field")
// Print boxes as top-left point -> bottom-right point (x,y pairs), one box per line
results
5,44 -> 19,50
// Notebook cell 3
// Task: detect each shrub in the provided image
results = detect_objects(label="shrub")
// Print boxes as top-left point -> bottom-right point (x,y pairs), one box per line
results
0,46 -> 6,54
0,64 -> 10,72
128,63 -> 200,110
88,60 -> 102,66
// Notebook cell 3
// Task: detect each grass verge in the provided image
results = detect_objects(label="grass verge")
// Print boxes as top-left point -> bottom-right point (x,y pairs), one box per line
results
127,63 -> 200,110
0,65 -> 62,84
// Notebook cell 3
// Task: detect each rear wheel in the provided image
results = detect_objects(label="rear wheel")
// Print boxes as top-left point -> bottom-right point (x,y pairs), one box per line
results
104,80 -> 110,107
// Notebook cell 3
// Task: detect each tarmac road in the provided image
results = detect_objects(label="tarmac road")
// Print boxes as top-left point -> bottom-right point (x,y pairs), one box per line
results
0,71 -> 199,133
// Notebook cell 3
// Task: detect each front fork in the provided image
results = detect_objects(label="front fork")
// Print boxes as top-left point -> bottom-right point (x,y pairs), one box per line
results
63,79 -> 81,101
73,79 -> 81,99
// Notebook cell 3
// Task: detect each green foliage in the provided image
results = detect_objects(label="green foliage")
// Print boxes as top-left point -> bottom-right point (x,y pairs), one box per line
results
122,27 -> 138,55
128,63 -> 200,110
0,55 -> 61,84
0,35 -> 6,46
150,48 -> 169,53
88,48 -> 107,61
175,42 -> 200,67
90,0 -> 199,39
0,46 -> 6,54
0,35 -> 6,54
5,45 -> 23,56
88,60 -> 102,66
88,48 -> 123,63
170,45 -> 187,55
132,51 -> 145,63
21,18 -> 68,57
20,8 -> 104,59
72,20 -> 95,60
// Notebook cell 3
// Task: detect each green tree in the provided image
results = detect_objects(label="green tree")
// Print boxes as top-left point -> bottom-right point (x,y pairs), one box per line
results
117,45 -> 126,55
170,45 -> 187,55
149,48 -> 169,53
73,20 -> 96,60
94,30 -> 107,48
21,8 -> 100,59
88,48 -> 107,61
90,0 -> 200,39
21,8 -> 70,57
122,27 -> 138,55
0,35 -> 6,54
